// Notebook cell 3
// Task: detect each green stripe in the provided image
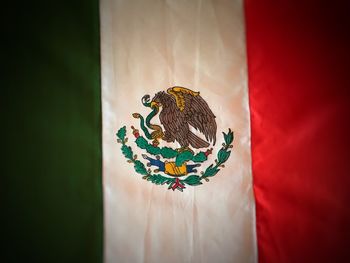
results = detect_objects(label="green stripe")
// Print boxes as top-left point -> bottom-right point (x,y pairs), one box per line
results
3,1 -> 102,262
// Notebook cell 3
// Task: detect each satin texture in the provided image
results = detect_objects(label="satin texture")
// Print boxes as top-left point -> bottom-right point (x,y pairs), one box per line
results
100,0 -> 257,262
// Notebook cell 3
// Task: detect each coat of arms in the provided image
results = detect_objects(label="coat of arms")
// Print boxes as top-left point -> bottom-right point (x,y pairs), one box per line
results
116,87 -> 234,192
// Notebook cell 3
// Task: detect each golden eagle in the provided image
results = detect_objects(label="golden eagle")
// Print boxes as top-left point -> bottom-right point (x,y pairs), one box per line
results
150,87 -> 217,149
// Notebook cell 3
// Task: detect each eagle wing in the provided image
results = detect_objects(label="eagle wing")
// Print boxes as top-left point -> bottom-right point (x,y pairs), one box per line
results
158,98 -> 190,146
167,87 -> 217,145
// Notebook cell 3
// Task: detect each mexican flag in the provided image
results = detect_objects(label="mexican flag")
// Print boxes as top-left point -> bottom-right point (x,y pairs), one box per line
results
3,0 -> 350,263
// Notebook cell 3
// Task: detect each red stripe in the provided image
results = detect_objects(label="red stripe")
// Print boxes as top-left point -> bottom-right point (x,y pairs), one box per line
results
245,1 -> 350,262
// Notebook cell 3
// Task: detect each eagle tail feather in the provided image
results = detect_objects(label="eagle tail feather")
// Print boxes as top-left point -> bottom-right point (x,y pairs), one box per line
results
188,131 -> 210,149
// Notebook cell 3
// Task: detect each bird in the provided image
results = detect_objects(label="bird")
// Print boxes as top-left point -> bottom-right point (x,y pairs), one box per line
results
150,86 -> 217,150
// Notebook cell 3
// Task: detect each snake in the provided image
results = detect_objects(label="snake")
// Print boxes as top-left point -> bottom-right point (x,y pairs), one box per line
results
132,95 -> 164,144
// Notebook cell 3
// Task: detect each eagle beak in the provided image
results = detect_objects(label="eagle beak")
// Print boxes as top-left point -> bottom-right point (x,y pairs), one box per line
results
150,101 -> 160,108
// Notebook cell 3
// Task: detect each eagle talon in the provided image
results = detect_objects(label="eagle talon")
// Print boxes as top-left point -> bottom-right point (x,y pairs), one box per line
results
152,139 -> 160,147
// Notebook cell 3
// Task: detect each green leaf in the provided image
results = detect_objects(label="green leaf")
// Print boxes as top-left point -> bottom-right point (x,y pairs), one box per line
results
134,160 -> 148,175
217,149 -> 231,164
202,164 -> 220,178
121,144 -> 133,159
223,129 -> 234,145
116,126 -> 127,141
147,174 -> 174,185
183,175 -> 202,186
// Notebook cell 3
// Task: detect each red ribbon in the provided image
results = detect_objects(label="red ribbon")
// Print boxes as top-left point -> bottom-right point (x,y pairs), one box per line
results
171,178 -> 185,191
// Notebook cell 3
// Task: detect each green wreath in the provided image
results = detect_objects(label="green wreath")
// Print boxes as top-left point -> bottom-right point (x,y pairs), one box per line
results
116,126 -> 234,192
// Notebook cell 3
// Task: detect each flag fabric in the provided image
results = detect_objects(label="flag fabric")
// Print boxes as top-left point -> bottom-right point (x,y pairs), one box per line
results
100,1 -> 256,262
100,0 -> 350,262
245,1 -> 350,262
4,0 -> 350,263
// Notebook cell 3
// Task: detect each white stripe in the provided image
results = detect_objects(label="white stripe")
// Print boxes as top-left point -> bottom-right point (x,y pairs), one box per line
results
100,0 -> 257,262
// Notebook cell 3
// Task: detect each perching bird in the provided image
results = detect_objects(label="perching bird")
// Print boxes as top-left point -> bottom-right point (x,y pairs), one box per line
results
150,87 -> 217,150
